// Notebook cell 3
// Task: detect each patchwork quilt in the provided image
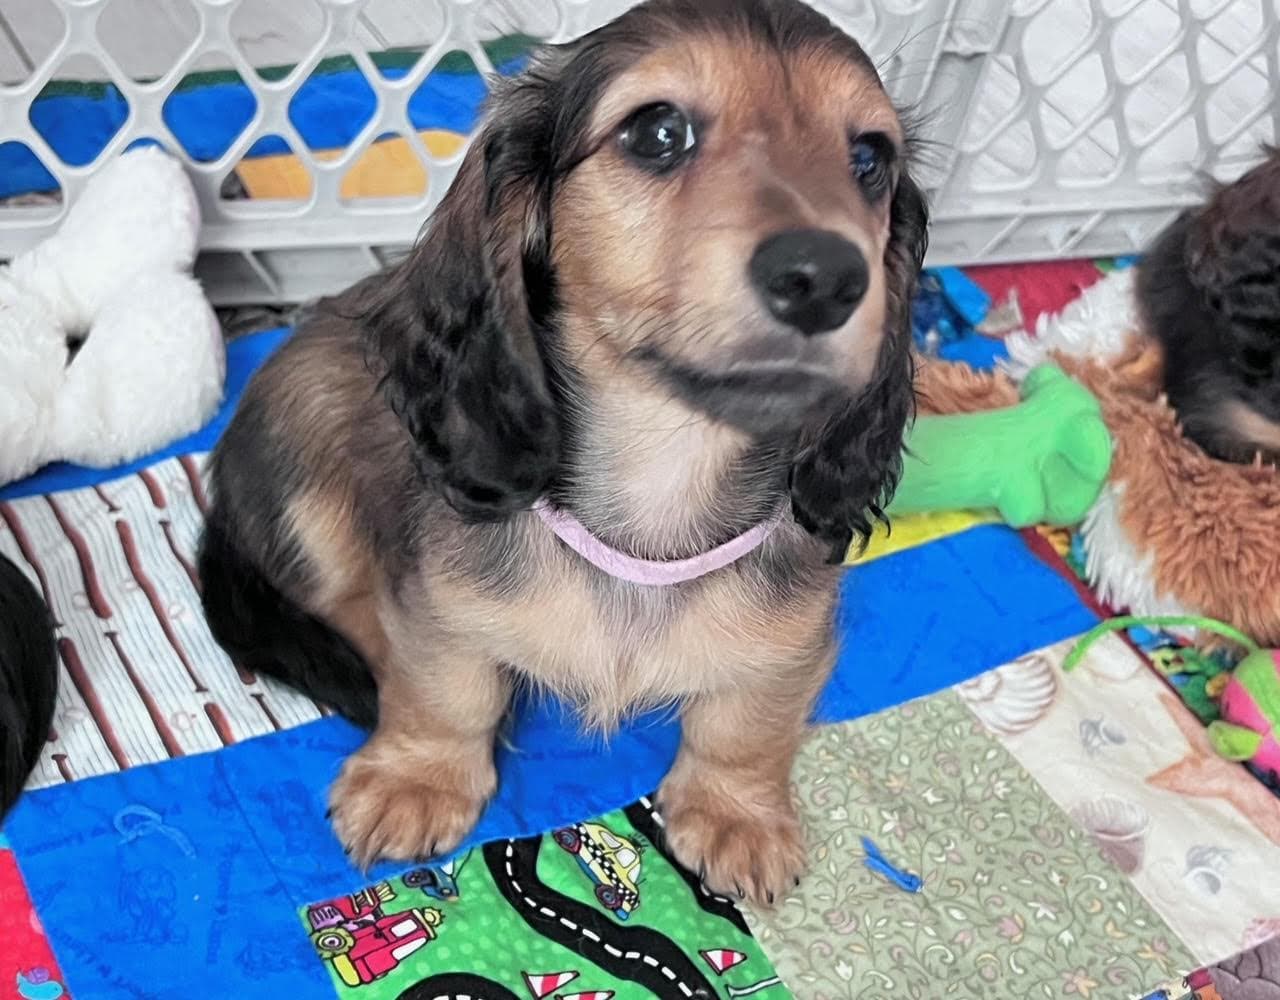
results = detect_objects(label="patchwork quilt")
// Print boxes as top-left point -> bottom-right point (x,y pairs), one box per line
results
2,262 -> 1277,1000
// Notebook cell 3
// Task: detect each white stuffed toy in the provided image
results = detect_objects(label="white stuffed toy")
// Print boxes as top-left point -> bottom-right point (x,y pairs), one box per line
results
0,146 -> 224,485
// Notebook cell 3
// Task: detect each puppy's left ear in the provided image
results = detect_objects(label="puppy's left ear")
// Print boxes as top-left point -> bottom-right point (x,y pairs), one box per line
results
790,172 -> 929,561
355,70 -> 563,521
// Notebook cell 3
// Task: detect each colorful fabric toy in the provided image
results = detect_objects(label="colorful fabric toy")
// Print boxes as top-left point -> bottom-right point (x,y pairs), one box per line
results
0,147 -> 224,486
1064,615 -> 1280,780
1213,649 -> 1280,777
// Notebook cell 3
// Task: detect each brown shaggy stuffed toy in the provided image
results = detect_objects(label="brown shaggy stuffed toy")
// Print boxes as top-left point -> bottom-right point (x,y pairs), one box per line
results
915,263 -> 1280,646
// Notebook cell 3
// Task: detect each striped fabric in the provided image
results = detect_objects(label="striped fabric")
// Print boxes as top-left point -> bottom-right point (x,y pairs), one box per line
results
0,454 -> 321,788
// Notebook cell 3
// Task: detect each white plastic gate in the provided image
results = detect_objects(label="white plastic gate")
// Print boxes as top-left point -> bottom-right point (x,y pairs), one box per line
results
0,0 -> 1276,304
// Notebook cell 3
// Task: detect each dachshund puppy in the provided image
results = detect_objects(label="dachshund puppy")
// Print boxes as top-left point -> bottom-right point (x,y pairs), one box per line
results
1139,148 -> 1280,463
199,0 -> 927,905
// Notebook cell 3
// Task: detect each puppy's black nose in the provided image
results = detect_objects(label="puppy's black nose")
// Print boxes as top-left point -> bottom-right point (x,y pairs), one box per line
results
750,229 -> 869,336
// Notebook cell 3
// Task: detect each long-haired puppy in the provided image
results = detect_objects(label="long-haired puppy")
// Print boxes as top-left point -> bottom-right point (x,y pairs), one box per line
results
1139,148 -> 1280,463
199,0 -> 927,904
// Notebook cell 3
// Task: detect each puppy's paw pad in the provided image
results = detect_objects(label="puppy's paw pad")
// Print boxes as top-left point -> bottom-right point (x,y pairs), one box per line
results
660,796 -> 806,907
328,750 -> 490,869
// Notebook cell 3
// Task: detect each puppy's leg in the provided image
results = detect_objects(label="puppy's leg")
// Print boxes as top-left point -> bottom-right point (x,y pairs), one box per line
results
658,646 -> 831,906
328,622 -> 508,868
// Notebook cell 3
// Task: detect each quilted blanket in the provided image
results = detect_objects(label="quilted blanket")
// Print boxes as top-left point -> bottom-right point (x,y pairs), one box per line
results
2,262 -> 1276,1000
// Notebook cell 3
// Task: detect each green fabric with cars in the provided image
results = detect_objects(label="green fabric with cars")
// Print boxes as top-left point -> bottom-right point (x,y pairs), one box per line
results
298,801 -> 784,999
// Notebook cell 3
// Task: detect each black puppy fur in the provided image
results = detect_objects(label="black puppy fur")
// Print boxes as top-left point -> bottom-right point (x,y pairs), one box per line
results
199,515 -> 379,728
0,553 -> 58,820
1139,148 -> 1280,463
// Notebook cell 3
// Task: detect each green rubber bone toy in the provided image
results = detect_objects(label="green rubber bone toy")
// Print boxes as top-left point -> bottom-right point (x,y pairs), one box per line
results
888,363 -> 1113,528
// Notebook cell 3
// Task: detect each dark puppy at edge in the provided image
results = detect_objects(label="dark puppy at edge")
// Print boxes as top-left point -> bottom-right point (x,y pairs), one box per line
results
1139,148 -> 1280,464
199,0 -> 927,904
0,553 -> 58,821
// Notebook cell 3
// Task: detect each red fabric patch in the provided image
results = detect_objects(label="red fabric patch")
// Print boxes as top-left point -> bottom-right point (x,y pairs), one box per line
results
0,844 -> 71,1000
967,260 -> 1105,330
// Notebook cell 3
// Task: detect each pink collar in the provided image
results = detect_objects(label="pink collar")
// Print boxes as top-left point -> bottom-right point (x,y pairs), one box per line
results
533,499 -> 785,587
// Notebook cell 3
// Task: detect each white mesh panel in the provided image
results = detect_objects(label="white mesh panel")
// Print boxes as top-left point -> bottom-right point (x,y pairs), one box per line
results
0,0 -> 1276,304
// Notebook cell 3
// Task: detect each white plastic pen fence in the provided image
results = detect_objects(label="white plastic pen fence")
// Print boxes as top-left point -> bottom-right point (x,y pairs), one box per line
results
0,0 -> 1277,305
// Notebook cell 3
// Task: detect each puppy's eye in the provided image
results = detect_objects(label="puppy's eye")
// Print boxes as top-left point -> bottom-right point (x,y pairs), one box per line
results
849,133 -> 893,198
620,103 -> 697,171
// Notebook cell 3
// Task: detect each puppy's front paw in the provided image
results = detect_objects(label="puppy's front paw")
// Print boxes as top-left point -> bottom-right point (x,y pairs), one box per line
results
659,783 -> 807,906
328,741 -> 494,869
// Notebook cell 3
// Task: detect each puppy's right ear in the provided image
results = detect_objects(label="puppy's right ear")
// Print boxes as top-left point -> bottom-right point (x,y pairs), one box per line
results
357,75 -> 562,520
789,172 -> 927,561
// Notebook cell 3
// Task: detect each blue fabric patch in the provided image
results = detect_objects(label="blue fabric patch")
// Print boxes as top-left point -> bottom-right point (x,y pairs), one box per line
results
910,268 -> 1003,363
821,524 -> 1092,720
0,140 -> 59,194
0,327 -> 290,502
935,266 -> 992,326
938,331 -> 1008,370
2,59 -> 524,199
7,754 -> 321,997
5,520 -> 1095,997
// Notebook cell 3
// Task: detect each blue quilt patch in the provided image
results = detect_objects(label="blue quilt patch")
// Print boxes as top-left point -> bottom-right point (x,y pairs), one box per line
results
5,520 -> 1094,997
2,300 -> 1097,997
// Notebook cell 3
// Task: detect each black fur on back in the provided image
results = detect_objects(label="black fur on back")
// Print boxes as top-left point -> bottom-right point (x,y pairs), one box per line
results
0,553 -> 57,819
197,514 -> 378,729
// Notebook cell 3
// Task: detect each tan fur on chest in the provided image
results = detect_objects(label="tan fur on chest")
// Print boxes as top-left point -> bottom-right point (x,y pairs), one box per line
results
429,531 -> 827,730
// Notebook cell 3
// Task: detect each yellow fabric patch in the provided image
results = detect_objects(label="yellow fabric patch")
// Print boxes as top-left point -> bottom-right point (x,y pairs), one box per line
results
235,130 -> 468,200
845,509 -> 1000,565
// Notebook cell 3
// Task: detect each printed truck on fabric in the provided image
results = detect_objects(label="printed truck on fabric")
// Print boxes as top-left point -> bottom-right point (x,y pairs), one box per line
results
299,803 -> 787,999
306,881 -> 444,987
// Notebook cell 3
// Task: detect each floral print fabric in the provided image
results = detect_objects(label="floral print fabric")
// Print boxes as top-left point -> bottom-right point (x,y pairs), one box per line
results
743,691 -> 1194,999
976,636 -> 1280,963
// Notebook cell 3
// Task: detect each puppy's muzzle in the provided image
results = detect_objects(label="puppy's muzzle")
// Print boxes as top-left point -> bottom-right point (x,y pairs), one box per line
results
750,228 -> 869,336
